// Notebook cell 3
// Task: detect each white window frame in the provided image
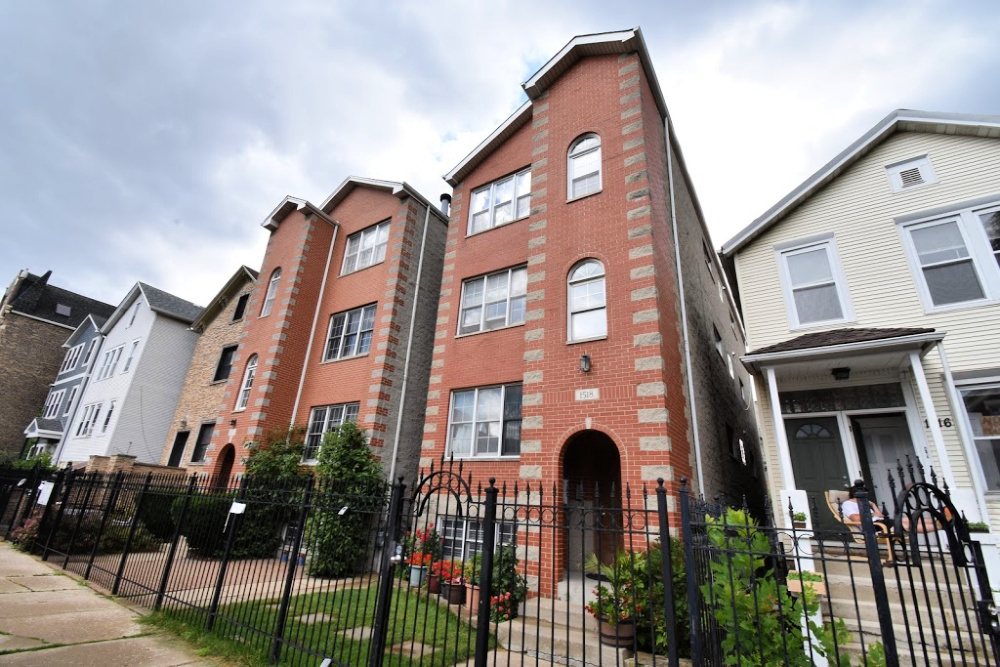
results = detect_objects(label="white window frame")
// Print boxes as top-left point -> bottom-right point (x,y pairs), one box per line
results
42,390 -> 65,419
128,300 -> 142,327
121,340 -> 140,374
567,259 -> 607,343
323,304 -> 377,361
567,134 -> 602,201
776,235 -> 854,329
75,402 -> 102,437
59,344 -> 84,374
956,382 -> 1000,491
303,402 -> 360,462
235,355 -> 258,411
96,345 -> 125,381
886,155 -> 937,193
261,268 -> 281,317
342,220 -> 390,274
64,385 -> 79,417
458,266 -> 528,336
438,516 -> 516,561
467,168 -> 532,235
101,400 -> 116,434
446,383 -> 522,459
898,202 -> 1000,313
82,338 -> 99,368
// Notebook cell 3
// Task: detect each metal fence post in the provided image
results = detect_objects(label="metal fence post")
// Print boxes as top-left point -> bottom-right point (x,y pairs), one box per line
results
85,471 -> 124,580
41,469 -> 73,560
155,474 -> 198,611
678,479 -> 703,667
369,479 -> 406,667
270,477 -> 315,664
206,477 -> 247,631
656,479 -> 679,667
858,491 -> 899,667
3,464 -> 39,539
474,478 -> 499,666
112,472 -> 153,595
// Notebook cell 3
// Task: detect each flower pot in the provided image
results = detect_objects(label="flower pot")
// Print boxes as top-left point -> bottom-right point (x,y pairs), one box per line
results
442,582 -> 465,605
427,573 -> 441,594
787,577 -> 827,597
409,565 -> 426,587
792,521 -> 806,530
597,617 -> 635,647
466,584 -> 480,610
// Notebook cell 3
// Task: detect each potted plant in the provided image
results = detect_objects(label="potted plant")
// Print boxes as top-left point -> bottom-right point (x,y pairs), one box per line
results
464,553 -> 483,610
786,570 -> 827,597
492,544 -> 528,619
403,524 -> 442,588
429,559 -> 455,594
439,561 -> 465,605
968,521 -> 990,534
406,552 -> 432,587
585,550 -> 642,647
792,511 -> 807,529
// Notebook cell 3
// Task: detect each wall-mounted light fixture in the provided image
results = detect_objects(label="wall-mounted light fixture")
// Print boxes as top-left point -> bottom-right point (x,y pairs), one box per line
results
179,419 -> 188,429
580,354 -> 592,373
831,367 -> 851,381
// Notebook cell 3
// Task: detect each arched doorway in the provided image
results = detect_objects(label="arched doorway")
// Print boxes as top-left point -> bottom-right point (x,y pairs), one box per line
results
561,430 -> 623,574
214,444 -> 236,488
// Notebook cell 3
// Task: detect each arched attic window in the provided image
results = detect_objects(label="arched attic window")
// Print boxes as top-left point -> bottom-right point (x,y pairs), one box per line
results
261,268 -> 281,316
568,134 -> 602,200
568,259 -> 607,341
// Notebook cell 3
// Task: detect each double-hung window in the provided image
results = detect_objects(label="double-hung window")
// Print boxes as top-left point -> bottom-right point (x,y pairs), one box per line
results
101,400 -> 116,434
82,338 -> 99,368
42,390 -> 65,419
59,344 -> 84,373
235,355 -> 257,411
97,345 -> 125,380
324,304 -> 377,360
899,202 -> 1000,310
776,236 -> 853,328
568,260 -> 607,341
191,422 -> 215,463
958,383 -> 1000,490
261,268 -> 281,316
304,402 -> 360,461
343,221 -> 390,274
214,345 -> 238,382
459,266 -> 527,335
121,340 -> 140,373
439,517 -> 516,561
568,134 -> 601,199
447,383 -> 522,458
64,386 -> 79,416
468,169 -> 531,235
75,403 -> 102,437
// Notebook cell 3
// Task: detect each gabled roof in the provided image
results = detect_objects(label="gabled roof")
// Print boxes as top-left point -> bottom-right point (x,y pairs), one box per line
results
4,270 -> 115,329
445,27 -> 668,187
102,282 -> 203,332
320,176 -> 448,223
63,313 -> 108,348
261,196 -> 337,232
190,266 -> 259,332
24,417 -> 64,439
721,110 -> 1000,257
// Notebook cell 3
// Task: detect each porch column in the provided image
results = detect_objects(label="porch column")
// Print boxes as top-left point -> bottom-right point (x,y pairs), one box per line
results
937,344 -> 990,523
908,350 -> 955,489
765,366 -> 796,492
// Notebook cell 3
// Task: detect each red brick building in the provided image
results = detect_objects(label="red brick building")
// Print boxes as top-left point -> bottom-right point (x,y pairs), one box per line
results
421,29 -> 762,589
208,178 -> 447,481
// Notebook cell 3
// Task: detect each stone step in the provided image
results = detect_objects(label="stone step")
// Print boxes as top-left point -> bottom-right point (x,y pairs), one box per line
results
497,616 -> 633,667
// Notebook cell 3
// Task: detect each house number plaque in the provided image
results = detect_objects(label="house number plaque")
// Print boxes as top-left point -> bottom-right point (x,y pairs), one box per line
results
575,388 -> 600,401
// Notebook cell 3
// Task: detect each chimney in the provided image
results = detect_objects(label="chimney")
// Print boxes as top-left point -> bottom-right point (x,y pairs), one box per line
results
440,193 -> 452,218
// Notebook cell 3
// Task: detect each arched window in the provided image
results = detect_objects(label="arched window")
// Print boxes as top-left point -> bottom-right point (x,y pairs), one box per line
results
261,268 -> 281,316
568,134 -> 601,199
236,355 -> 258,411
568,259 -> 607,341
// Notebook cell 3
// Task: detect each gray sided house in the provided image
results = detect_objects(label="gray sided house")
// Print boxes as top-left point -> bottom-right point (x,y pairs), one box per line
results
23,314 -> 108,458
0,269 -> 115,456
57,282 -> 202,466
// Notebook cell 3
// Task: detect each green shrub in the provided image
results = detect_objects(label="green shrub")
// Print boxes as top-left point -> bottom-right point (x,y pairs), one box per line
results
635,539 -> 690,657
138,491 -> 181,541
306,422 -> 386,578
171,492 -> 286,560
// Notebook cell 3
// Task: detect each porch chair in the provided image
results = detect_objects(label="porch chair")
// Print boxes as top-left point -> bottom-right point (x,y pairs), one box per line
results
825,490 -> 894,564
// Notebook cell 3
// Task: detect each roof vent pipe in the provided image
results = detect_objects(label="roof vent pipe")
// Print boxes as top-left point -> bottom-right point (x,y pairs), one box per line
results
439,193 -> 452,217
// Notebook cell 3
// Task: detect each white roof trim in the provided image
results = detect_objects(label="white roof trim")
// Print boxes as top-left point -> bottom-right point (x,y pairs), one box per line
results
722,110 -> 1000,256
444,101 -> 532,186
319,176 -> 447,223
742,331 -> 944,369
522,29 -> 637,93
261,196 -> 337,231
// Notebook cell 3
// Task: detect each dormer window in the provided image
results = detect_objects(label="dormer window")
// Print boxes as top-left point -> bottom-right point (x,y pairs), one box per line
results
886,156 -> 937,193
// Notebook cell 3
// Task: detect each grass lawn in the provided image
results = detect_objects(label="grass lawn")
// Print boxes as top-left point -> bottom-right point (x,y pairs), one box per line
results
145,583 -> 478,666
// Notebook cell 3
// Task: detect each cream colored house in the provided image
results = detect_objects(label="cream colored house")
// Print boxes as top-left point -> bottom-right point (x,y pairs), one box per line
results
721,110 -> 1000,570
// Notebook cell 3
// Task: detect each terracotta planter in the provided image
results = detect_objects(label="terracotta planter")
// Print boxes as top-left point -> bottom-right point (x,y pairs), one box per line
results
466,584 -> 480,610
597,617 -> 635,647
427,573 -> 441,594
442,582 -> 465,605
792,521 -> 806,530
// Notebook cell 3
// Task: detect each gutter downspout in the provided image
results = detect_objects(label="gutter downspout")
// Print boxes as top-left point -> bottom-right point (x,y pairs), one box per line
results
665,116 -> 706,495
289,219 -> 339,435
388,202 -> 433,481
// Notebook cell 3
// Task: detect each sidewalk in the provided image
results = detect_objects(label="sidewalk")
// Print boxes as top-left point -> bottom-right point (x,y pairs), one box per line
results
0,541 -> 216,666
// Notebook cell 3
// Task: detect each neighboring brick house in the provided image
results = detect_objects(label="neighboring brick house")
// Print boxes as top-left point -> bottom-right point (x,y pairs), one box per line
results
209,177 -> 447,482
23,313 -> 107,458
58,283 -> 202,466
422,29 -> 761,586
160,266 -> 258,473
0,269 -> 115,456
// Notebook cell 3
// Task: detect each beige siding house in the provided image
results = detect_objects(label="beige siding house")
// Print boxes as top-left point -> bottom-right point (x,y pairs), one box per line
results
721,110 -> 1000,584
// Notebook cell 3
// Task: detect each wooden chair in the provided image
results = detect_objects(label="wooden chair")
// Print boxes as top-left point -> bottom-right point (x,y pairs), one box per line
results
825,490 -> 894,563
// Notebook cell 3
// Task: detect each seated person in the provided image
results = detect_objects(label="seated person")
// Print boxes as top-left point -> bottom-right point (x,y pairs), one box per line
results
839,480 -> 894,529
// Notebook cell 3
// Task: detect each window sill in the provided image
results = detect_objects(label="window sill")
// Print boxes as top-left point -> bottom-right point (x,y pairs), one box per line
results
465,215 -> 529,239
456,322 -> 525,339
233,408 -> 246,414
340,260 -> 387,278
320,352 -> 371,365
567,189 -> 603,204
448,455 -> 521,462
567,335 -> 607,345
921,298 -> 999,316
210,379 -> 228,386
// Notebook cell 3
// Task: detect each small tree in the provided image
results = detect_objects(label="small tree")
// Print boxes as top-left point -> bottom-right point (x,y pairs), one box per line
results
306,421 -> 386,578
244,428 -> 307,481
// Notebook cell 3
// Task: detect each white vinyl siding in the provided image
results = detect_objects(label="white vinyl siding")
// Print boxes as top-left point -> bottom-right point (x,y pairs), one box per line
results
342,221 -> 390,274
468,169 -> 531,235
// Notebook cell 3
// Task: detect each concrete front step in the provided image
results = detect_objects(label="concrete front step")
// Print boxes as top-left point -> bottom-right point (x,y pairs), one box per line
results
826,594 -> 983,627
497,617 -> 633,667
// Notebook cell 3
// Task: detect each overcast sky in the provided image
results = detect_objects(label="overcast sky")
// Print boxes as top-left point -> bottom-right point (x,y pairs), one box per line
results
2,1 -> 998,308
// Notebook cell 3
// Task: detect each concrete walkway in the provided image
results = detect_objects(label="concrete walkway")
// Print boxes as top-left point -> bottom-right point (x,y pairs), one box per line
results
0,542 -> 217,666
